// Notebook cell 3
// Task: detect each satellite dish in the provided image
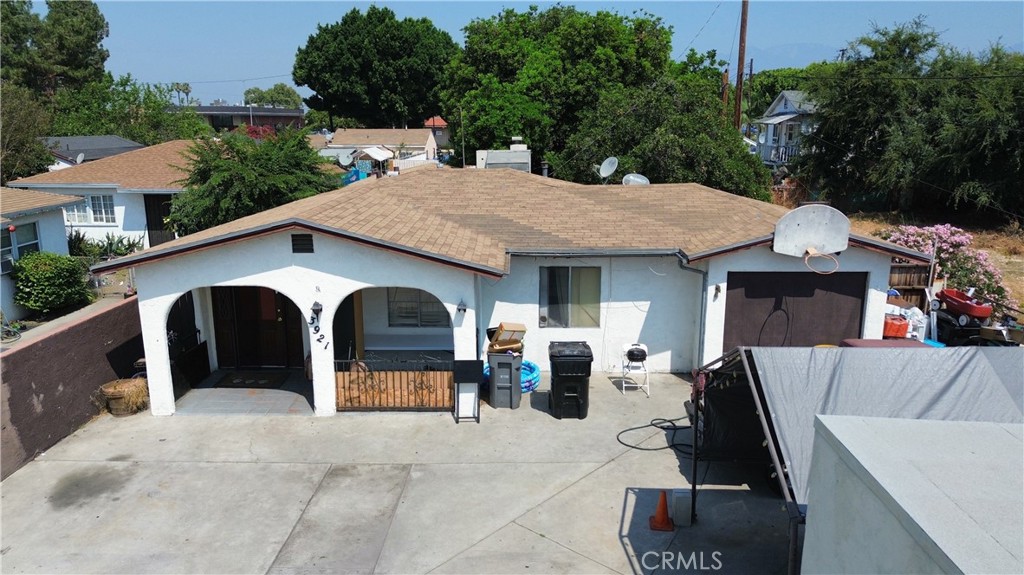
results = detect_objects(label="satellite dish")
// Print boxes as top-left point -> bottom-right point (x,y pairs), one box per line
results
75,153 -> 85,165
599,156 -> 618,179
758,132 -> 767,144
622,173 -> 650,185
337,153 -> 354,167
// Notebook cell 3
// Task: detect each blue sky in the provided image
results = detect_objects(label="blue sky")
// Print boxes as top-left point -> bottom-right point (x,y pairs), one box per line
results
51,1 -> 1024,106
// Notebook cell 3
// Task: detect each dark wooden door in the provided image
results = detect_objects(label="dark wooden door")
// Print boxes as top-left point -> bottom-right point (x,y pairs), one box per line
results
212,287 -> 303,368
723,272 -> 867,350
143,194 -> 175,246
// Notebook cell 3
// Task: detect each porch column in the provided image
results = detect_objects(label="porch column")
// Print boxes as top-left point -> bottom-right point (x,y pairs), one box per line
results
137,293 -> 178,416
309,302 -> 337,416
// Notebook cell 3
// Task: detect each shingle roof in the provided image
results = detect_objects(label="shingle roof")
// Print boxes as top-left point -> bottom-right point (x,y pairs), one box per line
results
42,135 -> 144,162
424,116 -> 448,128
9,140 -> 192,190
330,128 -> 433,147
1,187 -> 83,223
781,90 -> 817,113
93,168 -> 798,275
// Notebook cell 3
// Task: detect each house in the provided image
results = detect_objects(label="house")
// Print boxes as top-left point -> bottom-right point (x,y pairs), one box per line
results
424,116 -> 449,148
7,140 -> 191,249
753,90 -> 817,166
191,105 -> 304,132
1,187 -> 83,320
90,168 -> 929,417
326,128 -> 439,163
42,135 -> 144,171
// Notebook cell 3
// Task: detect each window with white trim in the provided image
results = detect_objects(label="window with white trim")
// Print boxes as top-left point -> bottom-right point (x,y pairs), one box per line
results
539,266 -> 601,328
1,222 -> 40,274
65,194 -> 116,224
387,288 -> 451,327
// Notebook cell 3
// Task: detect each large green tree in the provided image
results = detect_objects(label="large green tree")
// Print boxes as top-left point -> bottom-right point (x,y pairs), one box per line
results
293,6 -> 457,127
32,0 -> 109,97
244,83 -> 303,109
49,74 -> 212,145
0,83 -> 52,184
800,18 -> 1023,217
167,129 -> 338,235
440,5 -> 673,168
550,52 -> 771,199
0,0 -> 41,88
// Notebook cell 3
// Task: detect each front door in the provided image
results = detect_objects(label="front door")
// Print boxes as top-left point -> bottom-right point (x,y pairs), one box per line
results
213,287 -> 304,368
143,194 -> 175,246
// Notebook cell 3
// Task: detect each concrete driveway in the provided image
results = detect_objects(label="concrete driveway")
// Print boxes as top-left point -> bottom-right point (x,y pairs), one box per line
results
0,373 -> 790,574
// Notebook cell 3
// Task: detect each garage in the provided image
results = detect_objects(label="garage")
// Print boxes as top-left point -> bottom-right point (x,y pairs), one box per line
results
723,271 -> 867,349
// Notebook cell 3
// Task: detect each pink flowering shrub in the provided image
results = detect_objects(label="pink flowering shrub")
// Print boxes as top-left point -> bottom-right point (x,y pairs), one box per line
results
878,224 -> 1018,313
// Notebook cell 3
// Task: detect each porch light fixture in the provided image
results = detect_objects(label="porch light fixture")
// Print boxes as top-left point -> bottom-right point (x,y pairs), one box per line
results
311,301 -> 323,317
457,300 -> 467,314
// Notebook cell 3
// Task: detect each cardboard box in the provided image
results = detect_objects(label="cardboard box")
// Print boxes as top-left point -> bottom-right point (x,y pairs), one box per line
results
493,322 -> 527,343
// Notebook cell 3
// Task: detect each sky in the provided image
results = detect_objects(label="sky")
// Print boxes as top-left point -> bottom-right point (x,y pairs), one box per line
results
41,0 -> 1024,107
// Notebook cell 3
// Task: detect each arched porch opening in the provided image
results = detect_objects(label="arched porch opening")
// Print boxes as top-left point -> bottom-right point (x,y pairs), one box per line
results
172,285 -> 314,415
332,286 -> 455,411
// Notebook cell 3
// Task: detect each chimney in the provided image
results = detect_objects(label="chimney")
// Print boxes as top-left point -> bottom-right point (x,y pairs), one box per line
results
509,136 -> 528,151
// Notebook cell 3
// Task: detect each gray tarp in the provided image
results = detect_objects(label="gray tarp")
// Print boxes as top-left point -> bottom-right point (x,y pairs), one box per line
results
749,347 -> 1023,505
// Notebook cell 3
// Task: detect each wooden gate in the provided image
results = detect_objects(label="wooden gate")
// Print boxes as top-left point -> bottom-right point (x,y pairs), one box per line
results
335,360 -> 453,411
889,264 -> 933,309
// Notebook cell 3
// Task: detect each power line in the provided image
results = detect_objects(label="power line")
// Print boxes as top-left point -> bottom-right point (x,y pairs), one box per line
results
789,73 -> 1024,82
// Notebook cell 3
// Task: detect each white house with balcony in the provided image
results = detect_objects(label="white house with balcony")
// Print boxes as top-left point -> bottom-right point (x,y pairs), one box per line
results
753,91 -> 817,166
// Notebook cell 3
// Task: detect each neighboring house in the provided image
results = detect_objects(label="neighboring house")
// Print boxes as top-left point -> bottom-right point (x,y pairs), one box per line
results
7,140 -> 191,249
327,128 -> 439,162
424,116 -> 449,148
191,105 -> 304,132
753,90 -> 817,166
91,168 -> 929,417
43,135 -> 145,172
1,187 -> 83,320
477,137 -> 531,172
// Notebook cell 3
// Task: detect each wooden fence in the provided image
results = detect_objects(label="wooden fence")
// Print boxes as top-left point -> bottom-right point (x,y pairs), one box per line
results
888,263 -> 933,309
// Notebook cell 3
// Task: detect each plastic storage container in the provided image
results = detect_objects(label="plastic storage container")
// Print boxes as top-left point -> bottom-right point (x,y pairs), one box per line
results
487,353 -> 523,409
548,342 -> 593,419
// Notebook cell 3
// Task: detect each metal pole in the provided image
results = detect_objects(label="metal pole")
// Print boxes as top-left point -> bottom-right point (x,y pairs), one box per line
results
733,0 -> 749,130
460,106 -> 466,168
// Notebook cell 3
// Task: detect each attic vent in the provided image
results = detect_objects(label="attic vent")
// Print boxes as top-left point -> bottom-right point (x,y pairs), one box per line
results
291,234 -> 314,253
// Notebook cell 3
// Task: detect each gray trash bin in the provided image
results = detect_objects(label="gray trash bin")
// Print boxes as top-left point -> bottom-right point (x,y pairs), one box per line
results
488,353 -> 523,409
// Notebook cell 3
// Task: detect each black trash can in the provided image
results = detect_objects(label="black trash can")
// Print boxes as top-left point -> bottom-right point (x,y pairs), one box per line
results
548,341 -> 593,419
488,352 -> 523,409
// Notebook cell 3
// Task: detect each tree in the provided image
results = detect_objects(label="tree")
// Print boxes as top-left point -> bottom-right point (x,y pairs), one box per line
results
294,6 -> 457,127
49,74 -> 212,145
0,0 -> 41,88
32,0 -> 109,97
303,109 -> 360,132
440,5 -> 673,168
1,83 -> 52,184
244,83 -> 302,108
800,18 -> 1023,218
167,129 -> 338,235
549,60 -> 771,199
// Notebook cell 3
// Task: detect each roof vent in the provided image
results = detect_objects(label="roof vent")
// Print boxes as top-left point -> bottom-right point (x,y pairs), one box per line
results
291,234 -> 314,253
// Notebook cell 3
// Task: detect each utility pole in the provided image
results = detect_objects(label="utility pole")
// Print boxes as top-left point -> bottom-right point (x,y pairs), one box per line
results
733,0 -> 749,130
744,58 -> 754,136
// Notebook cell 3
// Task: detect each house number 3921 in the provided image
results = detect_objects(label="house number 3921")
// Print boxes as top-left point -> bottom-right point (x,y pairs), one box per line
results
308,316 -> 330,349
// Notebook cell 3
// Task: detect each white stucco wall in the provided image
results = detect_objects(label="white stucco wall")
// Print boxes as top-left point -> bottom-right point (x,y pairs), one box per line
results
14,186 -> 162,248
1,209 -> 72,321
701,245 -> 892,366
480,256 -> 701,373
132,230 -> 477,416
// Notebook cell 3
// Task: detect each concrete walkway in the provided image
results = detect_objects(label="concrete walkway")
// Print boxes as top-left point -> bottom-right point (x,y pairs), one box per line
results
0,373 -> 791,574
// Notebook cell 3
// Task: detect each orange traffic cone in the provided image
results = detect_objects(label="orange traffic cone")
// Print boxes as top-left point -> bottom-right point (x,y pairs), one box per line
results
649,490 -> 675,531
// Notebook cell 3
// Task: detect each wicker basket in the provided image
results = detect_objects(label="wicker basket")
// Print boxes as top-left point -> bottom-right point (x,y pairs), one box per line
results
100,378 -> 148,416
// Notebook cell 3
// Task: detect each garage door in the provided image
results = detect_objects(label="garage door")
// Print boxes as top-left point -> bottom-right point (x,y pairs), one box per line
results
723,272 -> 867,350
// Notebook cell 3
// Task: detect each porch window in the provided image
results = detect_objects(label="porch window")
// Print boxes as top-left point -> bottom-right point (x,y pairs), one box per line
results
387,288 -> 451,327
66,195 -> 116,224
539,266 -> 600,328
1,222 -> 40,274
